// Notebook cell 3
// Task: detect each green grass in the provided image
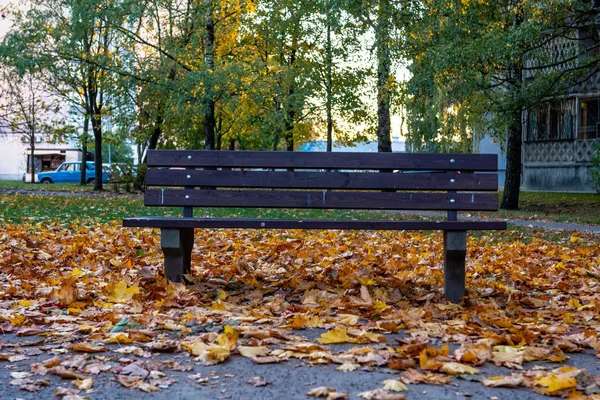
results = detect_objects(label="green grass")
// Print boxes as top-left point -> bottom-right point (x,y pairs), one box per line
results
488,191 -> 600,226
0,180 -> 94,192
0,193 -> 424,225
0,187 -> 599,227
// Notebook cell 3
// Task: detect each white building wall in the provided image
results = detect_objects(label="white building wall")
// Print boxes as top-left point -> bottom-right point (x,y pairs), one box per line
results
0,134 -> 82,181
0,135 -> 29,180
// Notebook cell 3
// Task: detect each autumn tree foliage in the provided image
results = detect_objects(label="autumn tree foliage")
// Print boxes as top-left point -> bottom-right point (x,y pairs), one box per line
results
404,0 -> 600,209
1,0 -> 407,158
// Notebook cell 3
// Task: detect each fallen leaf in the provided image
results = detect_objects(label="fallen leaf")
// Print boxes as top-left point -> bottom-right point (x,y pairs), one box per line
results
247,376 -> 270,387
69,343 -> 108,353
73,378 -> 94,390
317,327 -> 357,344
382,379 -> 409,392
238,346 -> 271,358
106,280 -> 140,304
308,387 -> 337,397
482,375 -> 524,388
441,362 -> 479,376
358,388 -> 407,400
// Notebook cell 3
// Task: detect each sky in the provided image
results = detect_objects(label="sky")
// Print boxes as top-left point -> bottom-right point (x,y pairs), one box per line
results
0,0 -> 12,39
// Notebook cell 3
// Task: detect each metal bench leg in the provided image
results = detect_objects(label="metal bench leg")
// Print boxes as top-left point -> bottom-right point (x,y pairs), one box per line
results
443,231 -> 467,303
160,228 -> 194,282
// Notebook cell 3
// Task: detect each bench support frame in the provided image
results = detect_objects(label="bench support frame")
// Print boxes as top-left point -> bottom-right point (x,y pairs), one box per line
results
443,230 -> 467,303
160,228 -> 194,282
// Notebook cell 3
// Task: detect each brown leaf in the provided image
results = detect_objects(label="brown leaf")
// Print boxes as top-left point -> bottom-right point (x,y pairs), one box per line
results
247,376 -> 270,387
308,387 -> 337,397
48,366 -> 88,380
482,374 -> 524,388
69,343 -> 108,353
358,388 -> 406,400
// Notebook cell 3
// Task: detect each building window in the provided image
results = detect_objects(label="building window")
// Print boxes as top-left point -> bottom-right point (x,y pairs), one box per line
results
527,100 -> 574,141
579,97 -> 600,139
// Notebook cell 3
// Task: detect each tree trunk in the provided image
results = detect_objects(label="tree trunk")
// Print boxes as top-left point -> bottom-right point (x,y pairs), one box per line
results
501,2 -> 524,210
80,113 -> 89,185
326,10 -> 333,153
29,139 -> 35,184
215,113 -> 223,150
92,114 -> 103,191
501,110 -> 522,210
142,117 -> 163,165
204,0 -> 216,150
376,0 -> 392,153
285,39 -> 297,152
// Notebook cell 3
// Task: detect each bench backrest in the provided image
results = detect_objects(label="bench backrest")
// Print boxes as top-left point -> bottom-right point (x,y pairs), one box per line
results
143,150 -> 500,218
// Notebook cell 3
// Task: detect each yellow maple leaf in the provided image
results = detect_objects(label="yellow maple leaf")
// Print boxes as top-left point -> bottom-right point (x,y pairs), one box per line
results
570,234 -> 580,244
71,268 -> 85,277
382,379 -> 409,392
372,300 -> 388,311
317,327 -> 357,344
419,349 -> 443,370
210,300 -> 227,310
204,344 -> 231,362
9,314 -> 26,326
535,374 -> 576,393
217,325 -> 239,351
568,298 -> 582,309
18,300 -> 32,307
442,362 -> 479,375
338,314 -> 360,326
183,339 -> 207,357
238,346 -> 271,358
106,333 -> 133,344
107,280 -> 140,304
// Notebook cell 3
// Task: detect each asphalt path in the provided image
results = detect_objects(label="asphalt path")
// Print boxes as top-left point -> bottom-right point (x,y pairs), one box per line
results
2,330 -> 599,400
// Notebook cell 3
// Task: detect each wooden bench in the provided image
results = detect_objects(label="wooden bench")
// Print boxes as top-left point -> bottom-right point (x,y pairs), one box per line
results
123,150 -> 506,303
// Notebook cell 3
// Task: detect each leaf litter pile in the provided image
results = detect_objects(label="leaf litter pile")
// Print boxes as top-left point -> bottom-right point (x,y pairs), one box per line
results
1,221 -> 600,399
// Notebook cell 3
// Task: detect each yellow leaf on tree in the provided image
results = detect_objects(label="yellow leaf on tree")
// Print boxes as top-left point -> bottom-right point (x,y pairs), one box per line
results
535,374 -> 576,393
107,281 -> 140,304
317,327 -> 357,344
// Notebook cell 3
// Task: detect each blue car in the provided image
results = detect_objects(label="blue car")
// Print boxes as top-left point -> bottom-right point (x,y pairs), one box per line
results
37,161 -> 109,184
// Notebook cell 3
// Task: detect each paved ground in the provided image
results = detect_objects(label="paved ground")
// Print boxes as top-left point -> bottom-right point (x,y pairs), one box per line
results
2,331 -> 599,400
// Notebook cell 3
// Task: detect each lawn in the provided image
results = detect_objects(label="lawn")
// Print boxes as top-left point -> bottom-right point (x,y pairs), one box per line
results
1,182 -> 599,226
0,179 -> 94,192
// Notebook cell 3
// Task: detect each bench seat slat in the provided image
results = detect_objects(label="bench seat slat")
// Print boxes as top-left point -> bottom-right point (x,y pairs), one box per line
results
123,217 -> 507,231
146,169 -> 498,191
144,189 -> 499,211
148,150 -> 499,171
